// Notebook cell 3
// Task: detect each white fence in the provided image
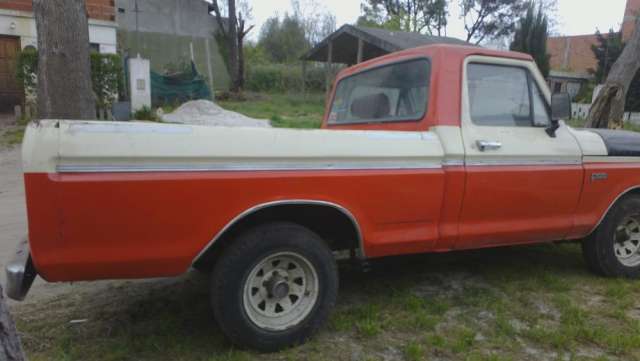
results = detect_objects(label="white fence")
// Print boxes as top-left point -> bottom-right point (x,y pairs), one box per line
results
571,102 -> 640,125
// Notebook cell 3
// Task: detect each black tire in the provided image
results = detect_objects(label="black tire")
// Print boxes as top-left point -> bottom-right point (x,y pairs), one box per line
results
210,222 -> 338,352
582,194 -> 640,278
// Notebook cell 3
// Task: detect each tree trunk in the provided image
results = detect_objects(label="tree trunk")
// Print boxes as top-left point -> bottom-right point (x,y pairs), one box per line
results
33,0 -> 96,120
586,16 -> 640,128
227,0 -> 240,93
237,35 -> 245,90
0,285 -> 26,361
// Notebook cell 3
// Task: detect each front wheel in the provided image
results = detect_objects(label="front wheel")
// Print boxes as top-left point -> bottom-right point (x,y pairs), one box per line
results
210,222 -> 338,351
583,194 -> 640,278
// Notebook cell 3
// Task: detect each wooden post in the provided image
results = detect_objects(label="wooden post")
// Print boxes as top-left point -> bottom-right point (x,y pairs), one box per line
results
357,38 -> 364,64
325,40 -> 333,95
302,61 -> 307,98
13,105 -> 22,124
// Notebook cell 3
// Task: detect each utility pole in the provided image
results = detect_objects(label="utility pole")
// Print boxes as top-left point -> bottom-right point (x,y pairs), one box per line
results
134,0 -> 141,56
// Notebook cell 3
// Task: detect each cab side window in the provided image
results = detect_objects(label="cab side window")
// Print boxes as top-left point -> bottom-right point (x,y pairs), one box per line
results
467,63 -> 550,127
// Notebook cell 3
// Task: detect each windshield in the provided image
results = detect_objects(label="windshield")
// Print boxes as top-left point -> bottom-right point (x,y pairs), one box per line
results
328,59 -> 431,125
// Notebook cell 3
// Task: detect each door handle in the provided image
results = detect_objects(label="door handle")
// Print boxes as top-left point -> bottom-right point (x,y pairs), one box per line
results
476,140 -> 502,151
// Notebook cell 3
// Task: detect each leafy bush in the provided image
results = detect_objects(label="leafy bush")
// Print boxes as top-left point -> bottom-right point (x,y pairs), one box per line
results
132,106 -> 158,121
16,47 -> 38,91
245,63 -> 326,93
16,47 -> 38,110
16,50 -> 125,110
574,81 -> 595,104
90,53 -> 124,108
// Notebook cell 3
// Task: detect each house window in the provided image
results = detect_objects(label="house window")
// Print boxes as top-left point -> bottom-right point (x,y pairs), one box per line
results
89,43 -> 100,53
554,82 -> 562,93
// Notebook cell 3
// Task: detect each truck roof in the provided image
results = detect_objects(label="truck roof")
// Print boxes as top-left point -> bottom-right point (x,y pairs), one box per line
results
338,43 -> 534,79
325,44 -> 536,132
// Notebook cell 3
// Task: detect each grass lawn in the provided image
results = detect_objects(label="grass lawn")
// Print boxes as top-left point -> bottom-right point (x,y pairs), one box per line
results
0,92 -> 326,149
0,126 -> 26,148
14,244 -> 640,361
0,113 -> 28,148
565,118 -> 640,132
217,92 -> 326,129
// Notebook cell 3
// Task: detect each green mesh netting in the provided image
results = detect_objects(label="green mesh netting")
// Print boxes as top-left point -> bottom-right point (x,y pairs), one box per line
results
150,61 -> 211,106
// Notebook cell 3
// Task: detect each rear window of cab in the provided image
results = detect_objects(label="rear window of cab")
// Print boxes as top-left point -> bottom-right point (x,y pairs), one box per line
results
328,59 -> 431,125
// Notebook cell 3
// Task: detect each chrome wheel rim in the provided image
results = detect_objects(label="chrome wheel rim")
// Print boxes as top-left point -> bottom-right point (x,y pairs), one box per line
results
243,252 -> 319,331
614,215 -> 640,267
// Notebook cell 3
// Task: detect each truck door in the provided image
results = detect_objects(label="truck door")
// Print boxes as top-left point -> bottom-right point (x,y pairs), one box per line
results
458,56 -> 583,248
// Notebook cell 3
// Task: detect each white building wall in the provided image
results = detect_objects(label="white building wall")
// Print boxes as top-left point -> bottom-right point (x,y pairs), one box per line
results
0,9 -> 116,53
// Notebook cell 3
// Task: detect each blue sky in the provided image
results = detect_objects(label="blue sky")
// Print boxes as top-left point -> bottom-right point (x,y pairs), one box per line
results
248,0 -> 629,41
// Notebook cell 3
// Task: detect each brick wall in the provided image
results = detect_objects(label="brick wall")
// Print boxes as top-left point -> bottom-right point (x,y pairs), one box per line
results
547,34 -> 600,74
547,0 -> 640,74
0,0 -> 33,12
86,0 -> 116,21
0,0 -> 115,21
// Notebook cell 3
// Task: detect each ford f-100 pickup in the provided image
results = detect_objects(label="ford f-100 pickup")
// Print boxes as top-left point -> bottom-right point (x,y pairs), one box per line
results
8,44 -> 640,351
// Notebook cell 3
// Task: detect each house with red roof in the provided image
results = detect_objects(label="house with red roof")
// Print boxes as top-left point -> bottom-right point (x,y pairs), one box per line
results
547,0 -> 639,99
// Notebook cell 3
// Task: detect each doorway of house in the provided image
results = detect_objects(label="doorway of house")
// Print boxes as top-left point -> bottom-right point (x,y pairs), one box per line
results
0,36 -> 23,114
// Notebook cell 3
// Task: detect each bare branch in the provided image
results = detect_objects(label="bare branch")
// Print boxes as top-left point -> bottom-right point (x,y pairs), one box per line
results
210,0 -> 228,39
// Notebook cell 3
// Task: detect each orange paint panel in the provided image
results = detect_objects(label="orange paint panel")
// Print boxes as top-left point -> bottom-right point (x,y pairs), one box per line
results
568,163 -> 640,239
25,169 -> 445,282
458,165 -> 583,248
436,165 -> 466,250
23,174 -> 62,281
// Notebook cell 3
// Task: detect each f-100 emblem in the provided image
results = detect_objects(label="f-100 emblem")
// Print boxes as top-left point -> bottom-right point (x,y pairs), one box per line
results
591,173 -> 608,181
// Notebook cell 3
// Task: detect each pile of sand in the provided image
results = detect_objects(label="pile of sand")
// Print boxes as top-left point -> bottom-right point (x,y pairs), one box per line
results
160,100 -> 271,127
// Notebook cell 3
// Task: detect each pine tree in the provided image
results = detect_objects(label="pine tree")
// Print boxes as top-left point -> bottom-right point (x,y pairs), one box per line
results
510,2 -> 550,77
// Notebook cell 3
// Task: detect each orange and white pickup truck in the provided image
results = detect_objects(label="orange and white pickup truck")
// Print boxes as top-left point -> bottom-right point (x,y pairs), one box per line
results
8,44 -> 640,351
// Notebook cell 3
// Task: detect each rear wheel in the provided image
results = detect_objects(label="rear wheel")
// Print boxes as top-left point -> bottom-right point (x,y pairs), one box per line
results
583,194 -> 640,278
210,222 -> 338,351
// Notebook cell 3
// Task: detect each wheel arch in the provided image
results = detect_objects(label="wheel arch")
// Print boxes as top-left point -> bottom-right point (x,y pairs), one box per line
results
589,185 -> 640,235
192,200 -> 364,271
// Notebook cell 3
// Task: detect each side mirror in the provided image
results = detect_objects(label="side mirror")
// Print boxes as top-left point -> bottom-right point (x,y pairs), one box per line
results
547,93 -> 572,137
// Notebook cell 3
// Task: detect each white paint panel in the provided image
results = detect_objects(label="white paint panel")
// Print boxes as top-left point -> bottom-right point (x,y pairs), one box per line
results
431,126 -> 464,164
460,56 -> 583,164
23,120 -> 446,174
567,127 -> 608,156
